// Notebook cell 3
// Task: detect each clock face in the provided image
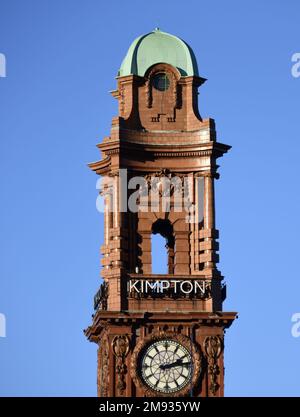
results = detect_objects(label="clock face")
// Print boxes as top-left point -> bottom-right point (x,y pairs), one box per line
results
140,338 -> 193,394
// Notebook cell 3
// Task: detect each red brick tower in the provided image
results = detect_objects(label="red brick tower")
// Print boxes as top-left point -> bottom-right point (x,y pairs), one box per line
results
85,29 -> 237,397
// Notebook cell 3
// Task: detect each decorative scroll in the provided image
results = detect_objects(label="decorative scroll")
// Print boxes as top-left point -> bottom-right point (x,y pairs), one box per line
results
112,335 -> 130,395
119,84 -> 125,114
204,336 -> 223,395
146,79 -> 153,108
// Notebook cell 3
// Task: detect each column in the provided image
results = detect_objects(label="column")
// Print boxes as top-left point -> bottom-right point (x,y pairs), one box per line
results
203,172 -> 216,269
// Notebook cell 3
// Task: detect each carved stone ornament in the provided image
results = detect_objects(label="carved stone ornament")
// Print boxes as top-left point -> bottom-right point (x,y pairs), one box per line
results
98,335 -> 109,397
119,83 -> 125,115
144,169 -> 187,198
204,335 -> 223,396
130,331 -> 202,397
112,335 -> 130,395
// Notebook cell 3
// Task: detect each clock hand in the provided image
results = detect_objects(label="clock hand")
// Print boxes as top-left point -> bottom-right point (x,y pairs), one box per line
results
160,359 -> 191,370
160,359 -> 182,370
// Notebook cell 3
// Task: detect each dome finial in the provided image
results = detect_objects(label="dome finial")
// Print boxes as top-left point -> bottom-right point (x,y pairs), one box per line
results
154,27 -> 160,31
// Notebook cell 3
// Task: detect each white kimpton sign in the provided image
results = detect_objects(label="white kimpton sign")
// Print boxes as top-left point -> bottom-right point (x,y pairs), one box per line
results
128,279 -> 210,295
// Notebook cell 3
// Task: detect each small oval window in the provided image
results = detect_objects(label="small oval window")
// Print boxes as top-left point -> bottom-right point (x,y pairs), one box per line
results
152,73 -> 170,91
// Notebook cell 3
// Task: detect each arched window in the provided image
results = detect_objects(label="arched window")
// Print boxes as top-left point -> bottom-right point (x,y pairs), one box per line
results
151,233 -> 168,274
151,219 -> 174,274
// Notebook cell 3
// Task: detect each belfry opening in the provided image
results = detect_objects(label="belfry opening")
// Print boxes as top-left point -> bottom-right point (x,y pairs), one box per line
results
151,219 -> 174,274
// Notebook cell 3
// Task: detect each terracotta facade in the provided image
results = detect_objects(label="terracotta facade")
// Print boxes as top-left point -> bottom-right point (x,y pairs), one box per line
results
85,55 -> 237,397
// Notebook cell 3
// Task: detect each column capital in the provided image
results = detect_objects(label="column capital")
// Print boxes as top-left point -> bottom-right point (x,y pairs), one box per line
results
196,171 -> 220,179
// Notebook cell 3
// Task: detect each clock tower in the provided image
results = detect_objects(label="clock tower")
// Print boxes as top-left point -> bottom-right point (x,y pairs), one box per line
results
85,29 -> 237,397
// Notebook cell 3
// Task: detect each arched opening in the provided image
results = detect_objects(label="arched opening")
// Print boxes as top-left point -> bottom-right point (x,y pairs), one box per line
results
151,219 -> 174,274
151,234 -> 168,274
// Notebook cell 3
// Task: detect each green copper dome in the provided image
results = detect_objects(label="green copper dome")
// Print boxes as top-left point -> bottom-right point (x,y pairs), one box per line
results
118,28 -> 199,77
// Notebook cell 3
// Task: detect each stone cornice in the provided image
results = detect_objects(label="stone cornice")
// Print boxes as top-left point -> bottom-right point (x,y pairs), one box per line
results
84,311 -> 237,342
88,156 -> 111,173
97,140 -> 230,156
88,140 -> 230,174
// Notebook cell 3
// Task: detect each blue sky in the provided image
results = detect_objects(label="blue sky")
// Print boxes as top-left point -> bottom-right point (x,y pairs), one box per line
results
0,0 -> 300,396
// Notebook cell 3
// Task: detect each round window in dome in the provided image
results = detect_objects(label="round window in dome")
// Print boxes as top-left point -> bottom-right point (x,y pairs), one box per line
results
152,73 -> 170,91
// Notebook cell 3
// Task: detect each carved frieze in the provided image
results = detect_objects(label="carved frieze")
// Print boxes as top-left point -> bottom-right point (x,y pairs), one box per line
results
98,335 -> 109,397
204,335 -> 223,396
112,335 -> 130,395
